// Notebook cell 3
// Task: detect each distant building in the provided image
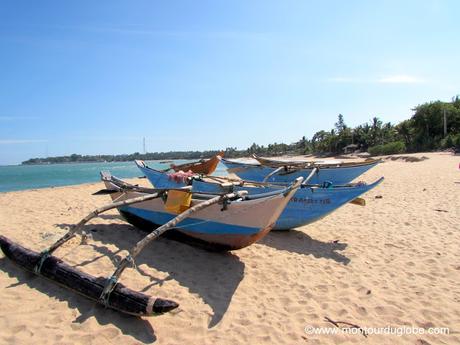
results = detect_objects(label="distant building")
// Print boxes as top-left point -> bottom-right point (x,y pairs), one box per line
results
343,144 -> 359,154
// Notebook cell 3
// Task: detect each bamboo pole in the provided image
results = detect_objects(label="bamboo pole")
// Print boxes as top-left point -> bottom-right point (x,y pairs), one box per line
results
301,167 -> 319,185
262,166 -> 285,183
44,192 -> 162,257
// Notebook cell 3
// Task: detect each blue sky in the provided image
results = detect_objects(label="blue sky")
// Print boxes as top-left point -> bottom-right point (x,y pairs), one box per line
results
0,0 -> 459,165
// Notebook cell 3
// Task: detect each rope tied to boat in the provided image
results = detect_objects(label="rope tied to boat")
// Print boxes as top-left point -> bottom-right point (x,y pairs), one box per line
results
220,198 -> 230,211
99,275 -> 118,307
99,254 -> 136,307
34,249 -> 51,274
125,254 -> 137,271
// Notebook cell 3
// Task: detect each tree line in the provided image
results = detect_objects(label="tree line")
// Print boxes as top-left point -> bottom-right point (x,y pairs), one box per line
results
22,96 -> 460,164
239,95 -> 460,157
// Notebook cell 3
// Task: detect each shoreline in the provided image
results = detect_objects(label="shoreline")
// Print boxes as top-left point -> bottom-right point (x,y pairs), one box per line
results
1,152 -> 447,194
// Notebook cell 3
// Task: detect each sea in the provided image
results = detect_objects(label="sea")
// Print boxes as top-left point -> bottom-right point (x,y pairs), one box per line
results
0,160 -> 228,193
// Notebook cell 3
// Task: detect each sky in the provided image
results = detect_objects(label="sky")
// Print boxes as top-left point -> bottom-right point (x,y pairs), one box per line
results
0,0 -> 459,165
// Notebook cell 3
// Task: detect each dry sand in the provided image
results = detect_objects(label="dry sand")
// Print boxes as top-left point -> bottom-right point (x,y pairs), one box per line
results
0,152 -> 459,345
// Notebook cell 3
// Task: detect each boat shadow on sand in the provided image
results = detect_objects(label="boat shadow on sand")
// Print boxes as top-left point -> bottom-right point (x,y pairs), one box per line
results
57,223 -> 244,327
260,229 -> 350,265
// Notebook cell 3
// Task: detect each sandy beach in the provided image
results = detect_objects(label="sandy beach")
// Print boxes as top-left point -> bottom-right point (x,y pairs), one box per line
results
0,152 -> 459,345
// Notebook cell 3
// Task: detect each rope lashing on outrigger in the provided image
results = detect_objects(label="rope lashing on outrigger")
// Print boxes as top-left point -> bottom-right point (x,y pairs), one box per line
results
34,250 -> 50,274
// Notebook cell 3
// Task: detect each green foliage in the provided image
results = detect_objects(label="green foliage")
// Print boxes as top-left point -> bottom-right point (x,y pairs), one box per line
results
368,141 -> 406,156
410,99 -> 460,151
440,133 -> 460,149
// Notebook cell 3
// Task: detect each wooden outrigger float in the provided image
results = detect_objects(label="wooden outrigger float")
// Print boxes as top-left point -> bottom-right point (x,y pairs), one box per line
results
0,173 -> 302,316
0,235 -> 178,316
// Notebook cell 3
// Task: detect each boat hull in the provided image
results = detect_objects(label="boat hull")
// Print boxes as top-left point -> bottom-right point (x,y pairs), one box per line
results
103,181 -> 296,250
119,209 -> 273,251
186,179 -> 383,230
221,159 -> 379,184
170,152 -> 223,175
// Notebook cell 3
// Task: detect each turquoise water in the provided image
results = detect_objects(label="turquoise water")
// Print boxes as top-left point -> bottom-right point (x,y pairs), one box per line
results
0,160 -> 228,193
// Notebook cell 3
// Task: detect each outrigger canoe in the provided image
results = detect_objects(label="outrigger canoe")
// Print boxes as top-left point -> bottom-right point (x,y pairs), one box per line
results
169,151 -> 223,175
0,173 -> 301,317
220,156 -> 380,184
135,160 -> 384,230
102,172 -> 302,250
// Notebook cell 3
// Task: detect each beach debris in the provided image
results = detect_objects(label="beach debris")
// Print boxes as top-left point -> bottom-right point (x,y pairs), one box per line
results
366,290 -> 371,295
39,232 -> 55,240
375,195 -> 383,199
324,316 -> 368,337
80,231 -> 93,245
434,209 -> 448,213
350,197 -> 366,206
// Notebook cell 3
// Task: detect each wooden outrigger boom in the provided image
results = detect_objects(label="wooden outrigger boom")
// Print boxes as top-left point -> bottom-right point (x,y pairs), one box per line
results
0,185 -> 247,317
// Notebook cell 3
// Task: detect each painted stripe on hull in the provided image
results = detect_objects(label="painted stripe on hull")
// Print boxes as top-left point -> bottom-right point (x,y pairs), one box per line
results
119,207 -> 274,250
121,206 -> 261,235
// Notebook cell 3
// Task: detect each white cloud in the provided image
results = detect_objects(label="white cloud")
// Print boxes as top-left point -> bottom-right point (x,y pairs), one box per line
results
377,75 -> 425,84
0,139 -> 47,145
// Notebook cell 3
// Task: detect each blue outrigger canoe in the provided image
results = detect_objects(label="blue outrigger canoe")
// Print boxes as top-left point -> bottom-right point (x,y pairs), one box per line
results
220,157 -> 380,184
135,161 -> 384,231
